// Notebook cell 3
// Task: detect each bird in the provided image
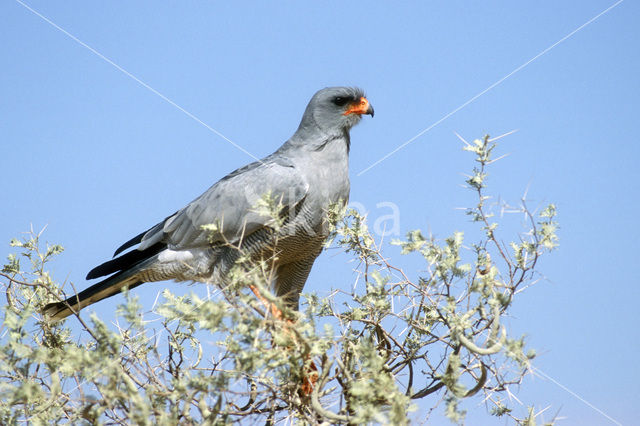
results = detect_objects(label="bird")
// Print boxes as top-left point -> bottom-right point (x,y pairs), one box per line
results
43,87 -> 374,322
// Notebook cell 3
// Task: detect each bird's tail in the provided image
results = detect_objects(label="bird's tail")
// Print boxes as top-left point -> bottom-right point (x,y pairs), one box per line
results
42,268 -> 144,323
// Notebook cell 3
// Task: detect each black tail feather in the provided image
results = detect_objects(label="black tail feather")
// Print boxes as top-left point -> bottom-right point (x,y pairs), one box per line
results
86,242 -> 165,280
42,269 -> 145,322
64,273 -> 144,308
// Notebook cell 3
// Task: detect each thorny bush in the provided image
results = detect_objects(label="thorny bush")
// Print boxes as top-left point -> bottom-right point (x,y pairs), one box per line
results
0,134 -> 558,424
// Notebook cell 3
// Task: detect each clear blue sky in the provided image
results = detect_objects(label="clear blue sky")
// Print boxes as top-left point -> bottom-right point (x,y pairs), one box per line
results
1,1 -> 638,424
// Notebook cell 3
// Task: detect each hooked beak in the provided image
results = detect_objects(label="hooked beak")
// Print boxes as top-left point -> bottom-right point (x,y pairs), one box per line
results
343,96 -> 374,117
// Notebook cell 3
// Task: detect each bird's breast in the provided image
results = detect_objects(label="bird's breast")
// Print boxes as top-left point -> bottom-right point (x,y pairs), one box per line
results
303,137 -> 351,204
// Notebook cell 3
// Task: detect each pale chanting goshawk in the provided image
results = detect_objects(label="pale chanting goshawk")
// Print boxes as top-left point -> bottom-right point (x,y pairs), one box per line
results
43,87 -> 374,322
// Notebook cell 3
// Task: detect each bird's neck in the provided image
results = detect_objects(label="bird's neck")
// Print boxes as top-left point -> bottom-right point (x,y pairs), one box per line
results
292,135 -> 351,207
284,121 -> 351,153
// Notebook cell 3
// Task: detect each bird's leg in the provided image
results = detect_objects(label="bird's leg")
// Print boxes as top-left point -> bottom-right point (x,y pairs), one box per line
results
300,358 -> 318,397
248,284 -> 318,395
249,285 -> 283,320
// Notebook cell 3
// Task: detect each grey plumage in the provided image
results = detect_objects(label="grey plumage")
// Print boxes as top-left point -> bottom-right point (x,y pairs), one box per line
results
43,87 -> 374,321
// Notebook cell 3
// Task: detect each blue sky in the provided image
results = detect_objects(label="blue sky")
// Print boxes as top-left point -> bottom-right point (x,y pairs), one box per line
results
1,1 -> 638,424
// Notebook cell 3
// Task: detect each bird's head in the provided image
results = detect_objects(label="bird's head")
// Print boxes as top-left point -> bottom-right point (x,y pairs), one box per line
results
296,87 -> 374,138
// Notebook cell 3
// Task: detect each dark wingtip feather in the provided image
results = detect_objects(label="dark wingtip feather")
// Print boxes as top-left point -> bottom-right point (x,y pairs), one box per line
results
86,265 -> 105,280
113,231 -> 146,257
87,242 -> 166,280
113,212 -> 178,257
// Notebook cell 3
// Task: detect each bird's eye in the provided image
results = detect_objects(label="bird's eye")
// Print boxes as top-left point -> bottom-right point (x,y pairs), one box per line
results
332,96 -> 349,107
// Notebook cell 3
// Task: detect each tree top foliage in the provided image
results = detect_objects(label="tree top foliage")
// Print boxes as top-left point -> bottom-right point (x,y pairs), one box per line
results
0,134 -> 558,425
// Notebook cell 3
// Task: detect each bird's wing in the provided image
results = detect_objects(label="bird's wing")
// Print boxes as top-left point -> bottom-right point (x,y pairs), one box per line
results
135,157 -> 309,251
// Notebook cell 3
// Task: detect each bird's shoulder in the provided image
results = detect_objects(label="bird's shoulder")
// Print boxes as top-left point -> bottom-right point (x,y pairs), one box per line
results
218,154 -> 297,184
155,154 -> 309,249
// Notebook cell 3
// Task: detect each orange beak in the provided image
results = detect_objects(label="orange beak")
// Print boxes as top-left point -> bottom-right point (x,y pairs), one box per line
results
343,97 -> 374,117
